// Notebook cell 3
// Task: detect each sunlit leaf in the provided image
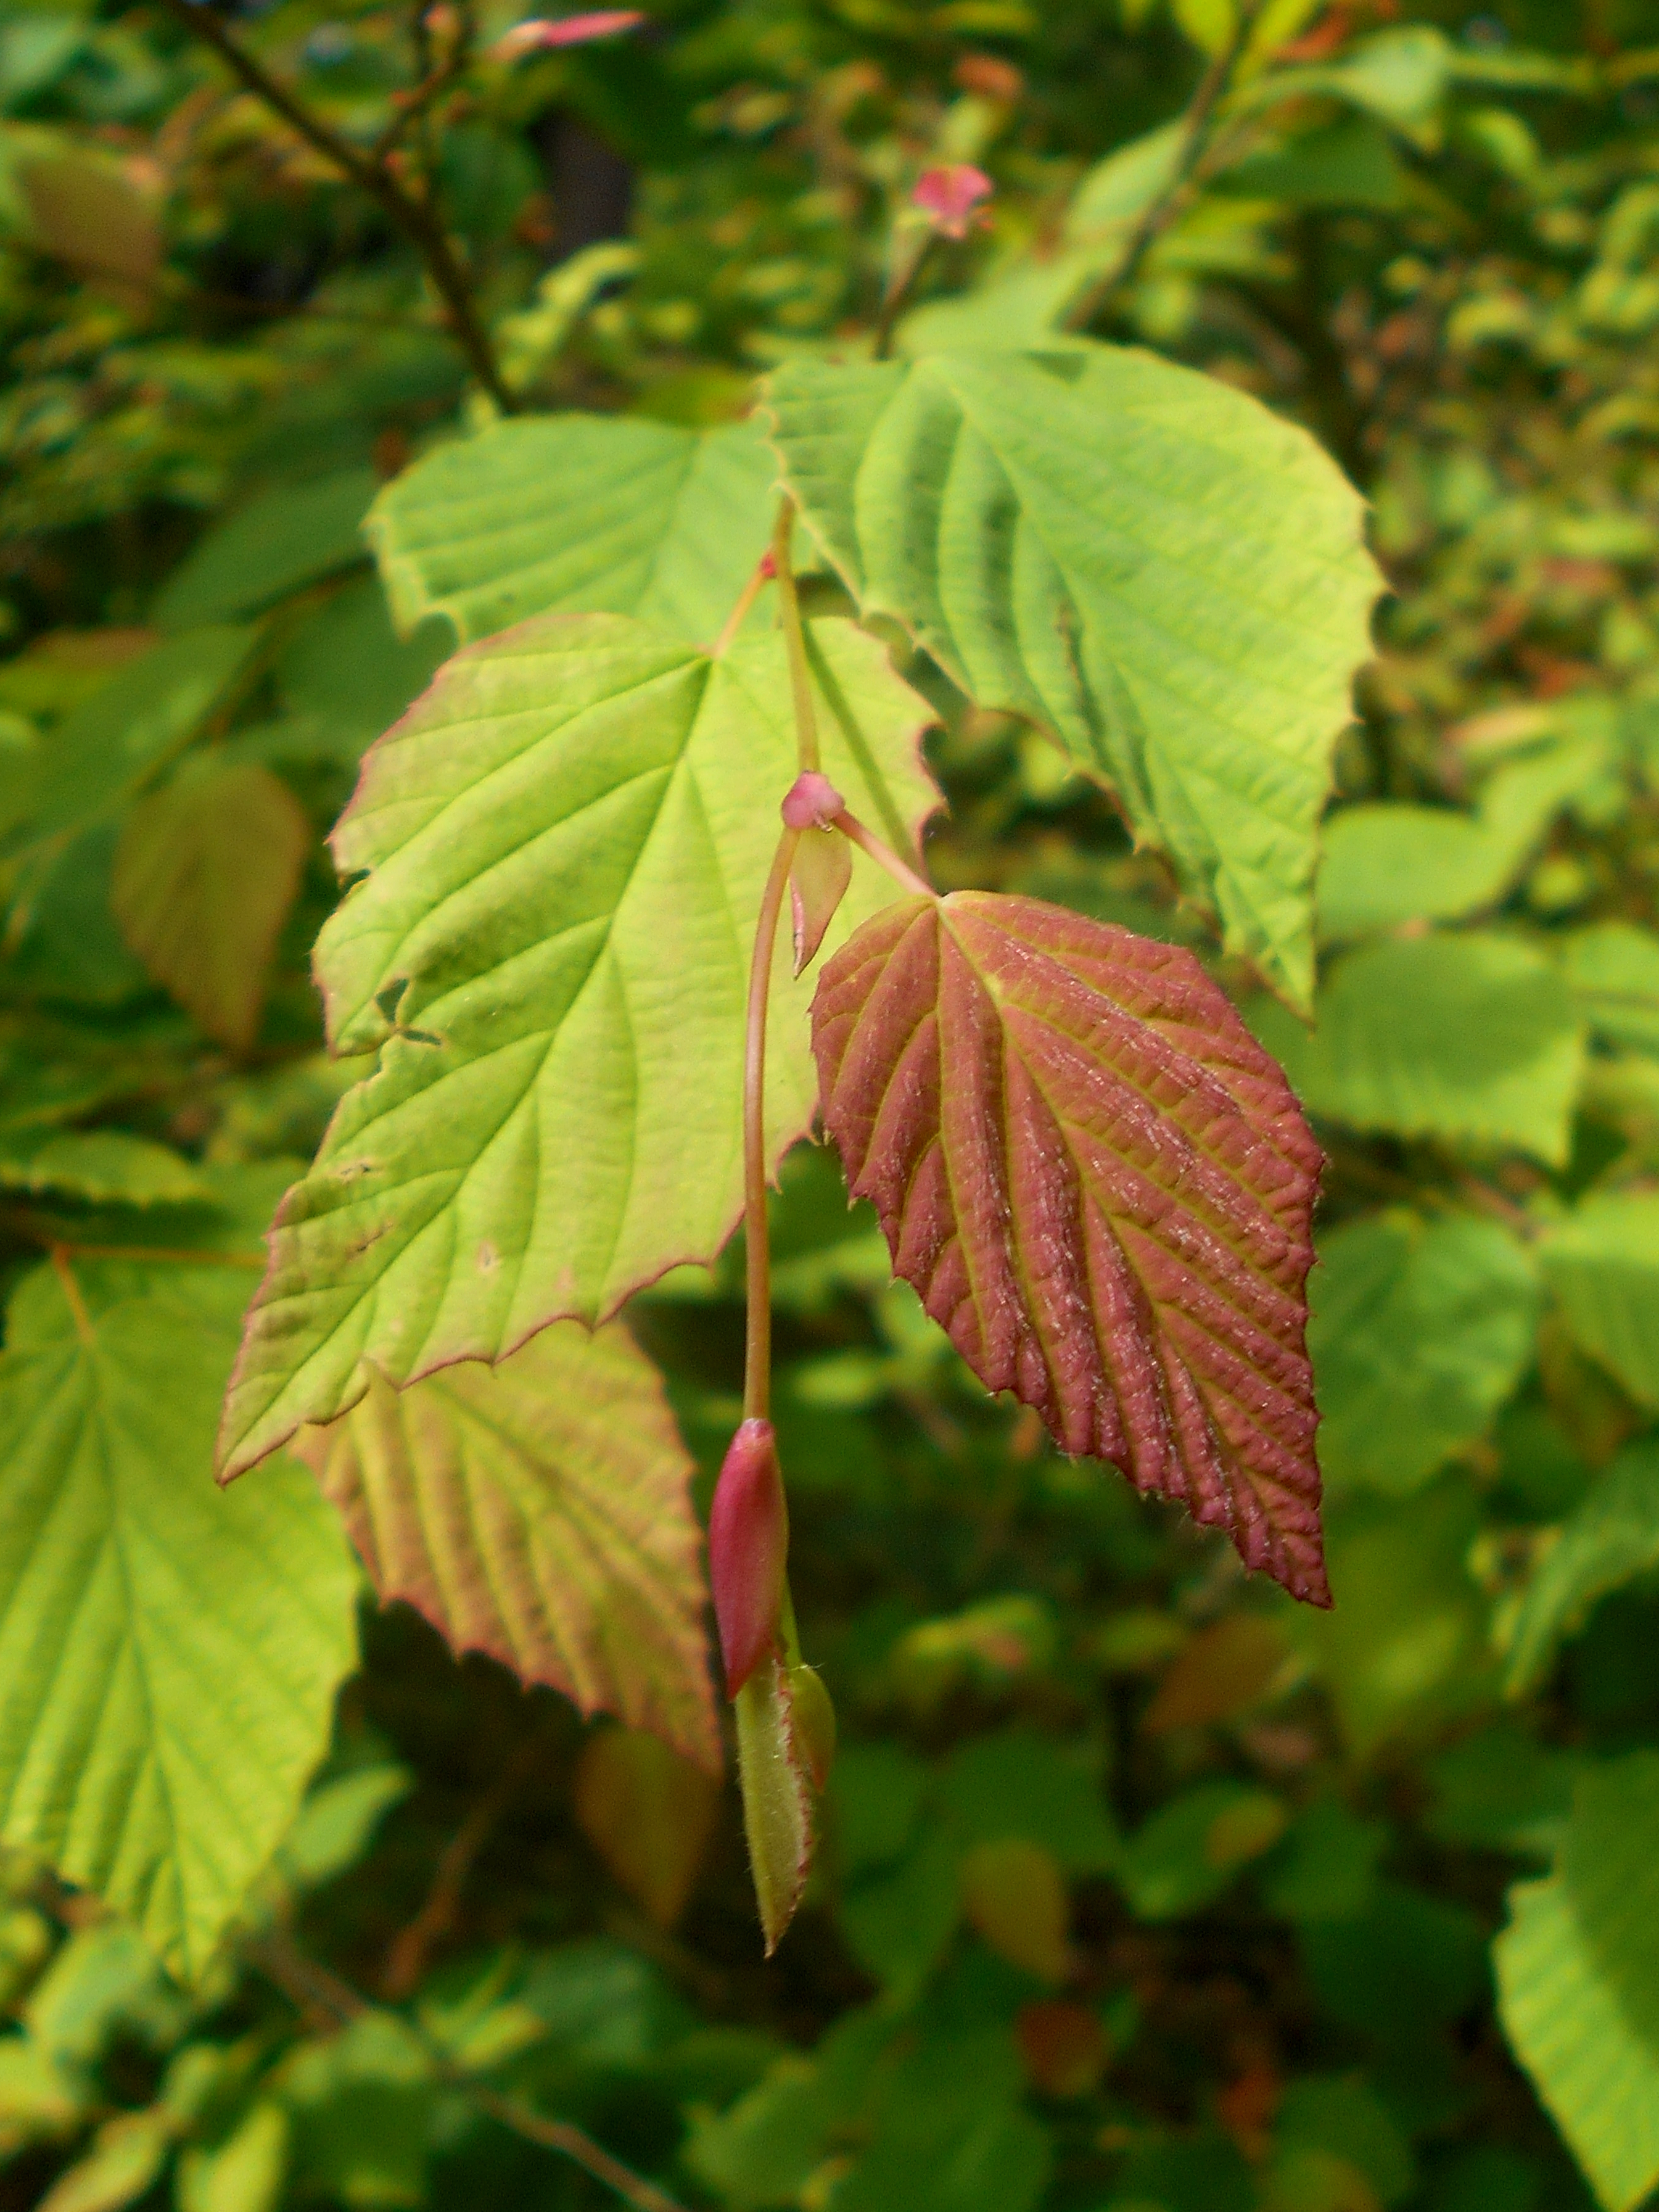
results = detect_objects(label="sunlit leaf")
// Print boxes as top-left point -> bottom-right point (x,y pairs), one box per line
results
0,1254 -> 358,1979
1564,923 -> 1659,1054
1251,933 -> 1584,1165
112,759 -> 310,1052
220,613 -> 938,1475
366,415 -> 776,646
812,893 -> 1327,1601
1311,1210 -> 1538,1496
1497,1756 -> 1659,2212
766,344 -> 1380,1005
294,1323 -> 718,1770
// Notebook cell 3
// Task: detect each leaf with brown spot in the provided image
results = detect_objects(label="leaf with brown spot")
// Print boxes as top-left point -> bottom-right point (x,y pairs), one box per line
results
293,1320 -> 719,1771
812,892 -> 1328,1604
112,759 -> 310,1053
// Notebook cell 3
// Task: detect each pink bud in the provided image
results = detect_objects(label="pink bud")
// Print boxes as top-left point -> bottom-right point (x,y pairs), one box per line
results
709,1419 -> 788,1698
493,10 -> 644,59
781,771 -> 845,831
911,163 -> 994,241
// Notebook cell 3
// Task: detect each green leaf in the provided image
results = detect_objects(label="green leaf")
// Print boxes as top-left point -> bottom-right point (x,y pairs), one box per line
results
735,1653 -> 815,1957
112,759 -> 311,1052
219,613 -> 938,1475
1496,1756 -> 1659,2212
1504,1443 -> 1659,1693
1565,923 -> 1659,1053
274,575 -> 451,760
0,1254 -> 359,1979
1541,1191 -> 1659,1405
764,344 -> 1380,1005
2,626 -> 258,853
365,416 -> 777,646
35,2108 -> 173,2212
1310,1210 -> 1538,1496
154,469 -> 377,631
293,1323 -> 719,1770
1251,933 -> 1584,1164
1116,1781 -> 1288,1920
0,1130 -> 208,1208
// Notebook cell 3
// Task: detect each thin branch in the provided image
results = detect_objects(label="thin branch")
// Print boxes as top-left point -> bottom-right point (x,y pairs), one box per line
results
712,547 -> 776,658
155,0 -> 514,410
1064,2 -> 1261,331
249,1934 -> 691,2212
48,1248 -> 94,1348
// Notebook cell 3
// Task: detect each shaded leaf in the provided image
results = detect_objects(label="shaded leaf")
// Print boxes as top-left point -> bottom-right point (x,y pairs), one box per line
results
1541,1191 -> 1659,1405
366,416 -> 776,646
112,759 -> 310,1052
220,613 -> 938,1475
1252,934 -> 1584,1165
765,344 -> 1380,1005
1143,1612 -> 1288,1732
2,627 -> 258,854
154,471 -> 376,632
960,1838 -> 1071,1983
574,1726 -> 722,1928
1310,1210 -> 1538,1496
294,1322 -> 718,1770
0,1255 -> 358,1979
0,1131 -> 207,1208
812,892 -> 1327,1602
1118,1781 -> 1288,1920
15,146 -> 159,294
36,2109 -> 172,2212
1504,1443 -> 1659,1693
274,575 -> 451,762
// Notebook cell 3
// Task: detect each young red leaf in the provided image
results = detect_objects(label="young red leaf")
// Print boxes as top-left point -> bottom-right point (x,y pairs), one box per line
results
709,1418 -> 788,1697
812,894 -> 1328,1604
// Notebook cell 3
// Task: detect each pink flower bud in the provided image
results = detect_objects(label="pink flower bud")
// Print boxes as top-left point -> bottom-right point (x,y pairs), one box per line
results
781,771 -> 845,831
709,1419 -> 788,1698
493,10 -> 643,60
911,163 -> 994,241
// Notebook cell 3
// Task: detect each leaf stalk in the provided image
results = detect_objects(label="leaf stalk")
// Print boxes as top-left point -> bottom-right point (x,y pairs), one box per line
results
742,827 -> 802,1422
770,503 -> 821,774
833,807 -> 937,902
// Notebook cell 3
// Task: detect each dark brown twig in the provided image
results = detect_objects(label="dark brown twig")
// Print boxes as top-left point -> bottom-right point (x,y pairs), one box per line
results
1064,0 -> 1261,331
155,0 -> 514,410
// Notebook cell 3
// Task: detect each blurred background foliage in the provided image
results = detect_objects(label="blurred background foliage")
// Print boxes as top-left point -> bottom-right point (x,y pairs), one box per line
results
7,0 -> 1659,2210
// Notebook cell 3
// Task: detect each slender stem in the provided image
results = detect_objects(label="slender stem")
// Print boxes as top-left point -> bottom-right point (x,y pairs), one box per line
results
873,231 -> 937,360
249,1935 -> 690,2212
743,829 -> 801,1421
1064,0 -> 1259,330
49,1248 -> 94,1348
712,550 -> 776,658
771,503 -> 820,774
156,0 -> 514,411
833,809 -> 937,902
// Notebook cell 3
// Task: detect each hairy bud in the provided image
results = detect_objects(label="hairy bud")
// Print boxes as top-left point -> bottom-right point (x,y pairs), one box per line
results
709,1419 -> 788,1697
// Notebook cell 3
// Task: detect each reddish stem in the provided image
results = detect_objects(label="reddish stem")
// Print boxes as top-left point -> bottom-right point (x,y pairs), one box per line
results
832,807 -> 937,902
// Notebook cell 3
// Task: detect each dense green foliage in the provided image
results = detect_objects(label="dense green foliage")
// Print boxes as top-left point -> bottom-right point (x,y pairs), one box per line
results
6,2 -> 1659,2211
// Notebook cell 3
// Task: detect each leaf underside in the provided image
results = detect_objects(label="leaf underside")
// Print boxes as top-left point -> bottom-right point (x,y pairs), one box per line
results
765,344 -> 1381,1009
218,612 -> 939,1477
294,1322 -> 720,1772
812,892 -> 1327,1603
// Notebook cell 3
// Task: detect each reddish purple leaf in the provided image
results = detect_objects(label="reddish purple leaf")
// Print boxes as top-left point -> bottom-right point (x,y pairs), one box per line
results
493,10 -> 643,58
812,893 -> 1328,1604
